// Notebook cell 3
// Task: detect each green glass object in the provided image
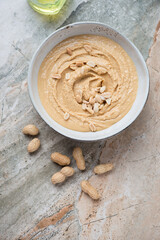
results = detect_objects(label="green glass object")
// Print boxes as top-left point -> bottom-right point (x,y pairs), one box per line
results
27,0 -> 66,15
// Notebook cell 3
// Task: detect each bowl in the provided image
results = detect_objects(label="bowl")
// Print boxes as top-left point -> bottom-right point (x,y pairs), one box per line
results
28,22 -> 149,141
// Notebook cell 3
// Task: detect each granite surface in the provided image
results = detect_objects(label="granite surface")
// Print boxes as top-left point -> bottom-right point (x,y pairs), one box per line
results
0,0 -> 160,239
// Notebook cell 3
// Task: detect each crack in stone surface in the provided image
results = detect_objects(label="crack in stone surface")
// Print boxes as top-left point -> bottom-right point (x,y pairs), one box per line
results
82,202 -> 146,226
12,43 -> 29,62
83,213 -> 119,225
150,65 -> 160,73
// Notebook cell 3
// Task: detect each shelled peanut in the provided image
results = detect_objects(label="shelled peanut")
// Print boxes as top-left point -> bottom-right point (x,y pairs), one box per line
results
51,152 -> 71,166
94,163 -> 114,175
80,180 -> 100,200
73,147 -> 85,170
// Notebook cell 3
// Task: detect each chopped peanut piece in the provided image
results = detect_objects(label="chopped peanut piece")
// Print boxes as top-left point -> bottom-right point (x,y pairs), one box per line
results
66,47 -> 73,56
64,112 -> 70,120
52,74 -> 61,79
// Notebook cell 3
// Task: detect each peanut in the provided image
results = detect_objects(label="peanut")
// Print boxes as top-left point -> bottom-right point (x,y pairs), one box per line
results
70,64 -> 77,70
80,180 -> 100,200
100,86 -> 106,93
52,74 -> 61,79
86,105 -> 94,114
51,172 -> 66,184
76,61 -> 83,67
89,122 -> 97,132
83,91 -> 90,101
89,96 -> 95,105
66,47 -> 72,56
51,152 -> 71,166
87,61 -> 96,68
60,166 -> 75,177
93,102 -> 99,113
27,138 -> 40,153
75,94 -> 82,104
82,103 -> 87,110
94,163 -> 114,175
102,92 -> 111,99
106,98 -> 111,105
84,45 -> 92,53
73,147 -> 85,171
96,67 -> 107,75
95,94 -> 103,104
64,112 -> 70,120
22,124 -> 39,136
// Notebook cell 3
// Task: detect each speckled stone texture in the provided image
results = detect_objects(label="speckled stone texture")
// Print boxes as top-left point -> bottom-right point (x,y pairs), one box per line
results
0,0 -> 160,239
63,0 -> 160,60
77,22 -> 160,240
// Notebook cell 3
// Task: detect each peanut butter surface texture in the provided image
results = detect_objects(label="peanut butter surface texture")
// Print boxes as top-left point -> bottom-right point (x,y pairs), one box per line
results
38,35 -> 138,132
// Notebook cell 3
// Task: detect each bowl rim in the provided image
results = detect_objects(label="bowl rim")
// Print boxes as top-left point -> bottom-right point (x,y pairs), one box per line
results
28,21 -> 150,141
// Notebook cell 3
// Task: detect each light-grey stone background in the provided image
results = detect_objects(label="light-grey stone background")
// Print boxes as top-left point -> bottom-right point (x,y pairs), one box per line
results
0,0 -> 160,239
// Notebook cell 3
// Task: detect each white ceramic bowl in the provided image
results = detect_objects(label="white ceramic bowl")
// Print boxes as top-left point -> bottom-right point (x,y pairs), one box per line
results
28,22 -> 149,141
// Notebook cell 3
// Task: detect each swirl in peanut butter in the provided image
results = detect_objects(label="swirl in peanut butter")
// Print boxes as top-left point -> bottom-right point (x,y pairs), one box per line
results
38,35 -> 138,132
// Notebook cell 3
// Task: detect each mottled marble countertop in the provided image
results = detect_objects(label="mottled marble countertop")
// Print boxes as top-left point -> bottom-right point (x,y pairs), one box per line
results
1,1 -> 160,239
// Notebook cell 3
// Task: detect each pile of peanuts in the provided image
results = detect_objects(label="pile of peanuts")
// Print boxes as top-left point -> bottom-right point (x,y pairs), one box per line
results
22,124 -> 114,200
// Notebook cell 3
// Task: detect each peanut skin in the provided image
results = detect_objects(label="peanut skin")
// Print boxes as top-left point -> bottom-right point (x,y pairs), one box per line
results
51,152 -> 71,166
94,163 -> 114,175
80,180 -> 100,200
51,172 -> 66,184
27,138 -> 40,153
60,167 -> 75,177
22,124 -> 39,136
73,147 -> 85,170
